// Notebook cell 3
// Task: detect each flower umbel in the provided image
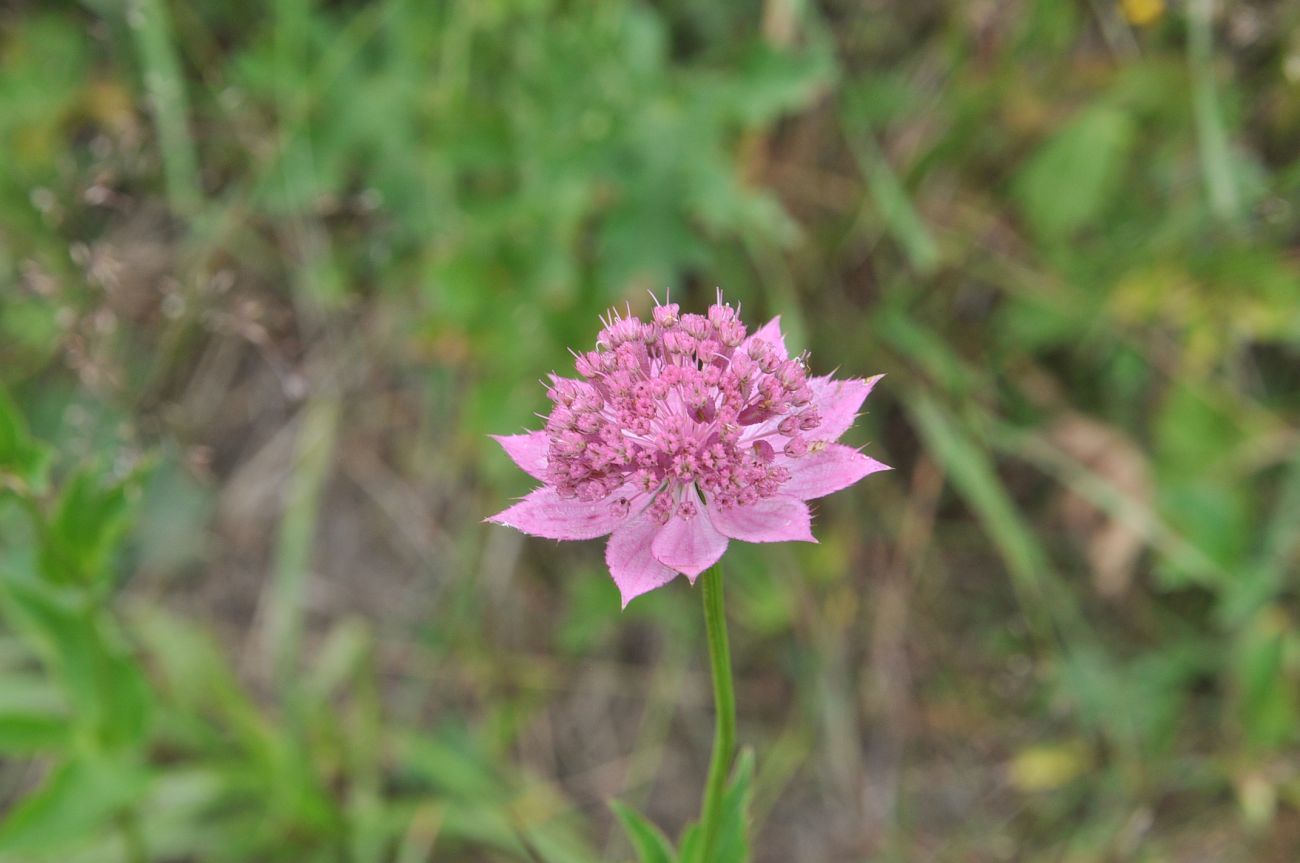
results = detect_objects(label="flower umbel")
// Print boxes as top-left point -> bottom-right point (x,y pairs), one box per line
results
488,293 -> 889,606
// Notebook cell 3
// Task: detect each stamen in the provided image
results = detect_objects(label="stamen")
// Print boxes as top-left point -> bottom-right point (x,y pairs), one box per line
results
540,293 -> 816,515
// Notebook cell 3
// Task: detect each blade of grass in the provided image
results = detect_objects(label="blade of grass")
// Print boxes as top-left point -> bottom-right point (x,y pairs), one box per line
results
906,392 -> 1071,642
1187,0 -> 1241,225
1219,451 -> 1300,624
126,0 -> 201,216
600,613 -> 690,859
1262,451 -> 1300,575
904,395 -> 1163,781
992,423 -> 1226,586
844,120 -> 941,276
395,801 -> 445,863
264,396 -> 340,690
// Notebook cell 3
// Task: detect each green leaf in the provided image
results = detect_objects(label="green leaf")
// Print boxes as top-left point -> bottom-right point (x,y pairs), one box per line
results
0,713 -> 68,753
611,800 -> 677,863
678,750 -> 755,863
0,388 -> 51,497
728,42 -> 836,127
714,749 -> 755,863
1154,384 -> 1252,583
1013,105 -> 1135,239
0,752 -> 147,854
128,606 -> 266,743
38,464 -> 139,586
0,297 -> 62,378
678,822 -> 703,863
0,578 -> 152,748
907,393 -> 1058,638
1236,612 -> 1296,752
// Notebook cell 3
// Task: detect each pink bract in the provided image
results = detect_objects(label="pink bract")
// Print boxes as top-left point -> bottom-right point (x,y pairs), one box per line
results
487,294 -> 889,607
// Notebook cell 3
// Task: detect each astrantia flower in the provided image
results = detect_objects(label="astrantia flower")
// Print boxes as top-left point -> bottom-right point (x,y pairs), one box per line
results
487,294 -> 889,606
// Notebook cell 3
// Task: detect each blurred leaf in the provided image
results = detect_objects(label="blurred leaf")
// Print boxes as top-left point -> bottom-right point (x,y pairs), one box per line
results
130,767 -> 236,862
129,606 -> 262,732
1014,106 -> 1135,239
611,800 -> 677,863
0,13 -> 90,177
401,727 -> 506,801
0,711 -> 69,753
1014,0 -> 1080,54
875,307 -> 972,393
0,578 -> 152,749
401,730 -> 599,863
0,388 -> 51,497
267,396 -> 340,687
127,0 -> 201,214
1056,642 -> 1205,760
304,616 -> 372,701
843,73 -> 916,128
1000,421 -> 1225,591
1187,0 -> 1243,224
0,752 -> 147,854
847,128 -> 940,275
0,297 -> 63,379
907,393 -> 1059,637
1154,384 -> 1252,582
1235,609 -> 1296,752
39,464 -> 139,586
998,287 -> 1093,353
713,749 -> 755,863
1262,452 -> 1300,577
679,749 -> 753,863
727,41 -> 835,127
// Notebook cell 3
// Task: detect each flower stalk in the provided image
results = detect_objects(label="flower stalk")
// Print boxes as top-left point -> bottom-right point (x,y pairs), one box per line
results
698,563 -> 736,860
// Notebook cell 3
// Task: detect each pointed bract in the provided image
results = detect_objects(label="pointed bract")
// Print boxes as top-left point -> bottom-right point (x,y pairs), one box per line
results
491,432 -> 550,482
781,443 -> 891,500
487,486 -> 628,540
707,495 -> 816,543
651,490 -> 728,579
809,374 -> 882,441
606,510 -> 679,607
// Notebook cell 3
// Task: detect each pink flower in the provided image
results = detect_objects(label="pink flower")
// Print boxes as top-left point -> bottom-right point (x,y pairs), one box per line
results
487,295 -> 889,607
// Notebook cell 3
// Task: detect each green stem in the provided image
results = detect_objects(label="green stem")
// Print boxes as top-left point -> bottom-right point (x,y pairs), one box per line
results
698,564 -> 736,861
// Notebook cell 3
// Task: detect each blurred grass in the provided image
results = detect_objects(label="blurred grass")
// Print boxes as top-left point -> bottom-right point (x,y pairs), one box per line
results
0,0 -> 1299,861
124,0 -> 201,217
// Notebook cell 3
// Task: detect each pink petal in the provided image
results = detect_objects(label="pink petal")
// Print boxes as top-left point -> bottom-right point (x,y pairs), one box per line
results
606,510 -> 679,607
491,432 -> 549,482
486,486 -> 627,540
781,443 -> 891,500
707,495 -> 816,543
742,315 -> 788,358
650,489 -> 728,579
810,374 -> 882,441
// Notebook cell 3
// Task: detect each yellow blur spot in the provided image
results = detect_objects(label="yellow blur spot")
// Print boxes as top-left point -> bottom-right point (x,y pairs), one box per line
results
1008,741 -> 1091,792
1121,0 -> 1165,27
83,81 -> 136,131
1236,772 -> 1276,828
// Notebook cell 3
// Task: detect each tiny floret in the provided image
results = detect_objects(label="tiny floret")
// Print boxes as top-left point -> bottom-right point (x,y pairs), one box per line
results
488,292 -> 889,607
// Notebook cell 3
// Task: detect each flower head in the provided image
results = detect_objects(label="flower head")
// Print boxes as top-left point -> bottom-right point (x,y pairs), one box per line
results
488,293 -> 889,606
